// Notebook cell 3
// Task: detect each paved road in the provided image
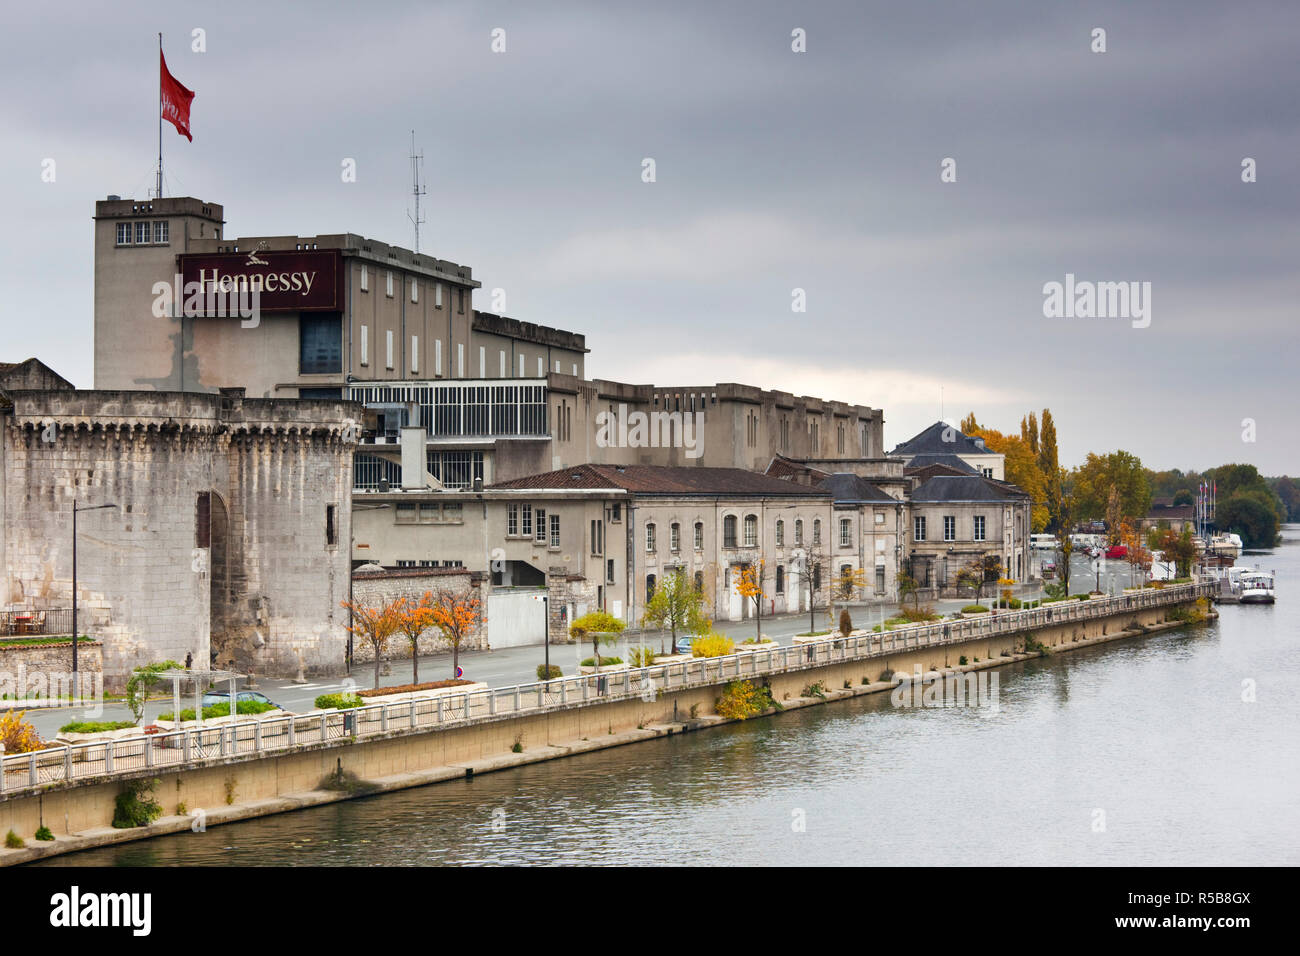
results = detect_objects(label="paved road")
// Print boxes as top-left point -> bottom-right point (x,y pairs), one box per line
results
20,579 -> 1067,738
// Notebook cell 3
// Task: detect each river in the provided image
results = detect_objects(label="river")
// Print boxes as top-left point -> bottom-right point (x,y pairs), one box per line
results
31,527 -> 1300,866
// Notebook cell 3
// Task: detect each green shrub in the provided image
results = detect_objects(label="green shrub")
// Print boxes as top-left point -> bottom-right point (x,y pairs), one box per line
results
536,664 -> 562,680
158,699 -> 276,722
716,679 -> 768,720
993,597 -> 1022,609
690,634 -> 735,658
5,830 -> 24,849
839,609 -> 853,636
958,655 -> 968,665
628,647 -> 657,667
112,778 -> 162,829
899,604 -> 940,623
579,656 -> 622,667
802,680 -> 827,699
34,825 -> 54,842
314,693 -> 363,710
511,741 -> 523,753
57,720 -> 137,734
1072,593 -> 1092,601
961,604 -> 990,614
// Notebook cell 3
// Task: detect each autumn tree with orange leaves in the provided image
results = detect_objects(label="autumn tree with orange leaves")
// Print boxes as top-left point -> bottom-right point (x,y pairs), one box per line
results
735,559 -> 766,642
430,589 -> 482,680
341,598 -> 403,689
395,591 -> 437,684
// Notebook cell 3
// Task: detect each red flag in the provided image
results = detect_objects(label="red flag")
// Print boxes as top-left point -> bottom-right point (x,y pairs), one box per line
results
160,50 -> 194,141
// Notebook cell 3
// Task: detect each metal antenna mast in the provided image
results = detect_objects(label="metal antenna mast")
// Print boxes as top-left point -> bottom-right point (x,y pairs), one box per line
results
407,131 -> 426,253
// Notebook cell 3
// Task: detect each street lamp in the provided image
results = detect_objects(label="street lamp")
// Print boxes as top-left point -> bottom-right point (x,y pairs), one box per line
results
72,501 -> 117,679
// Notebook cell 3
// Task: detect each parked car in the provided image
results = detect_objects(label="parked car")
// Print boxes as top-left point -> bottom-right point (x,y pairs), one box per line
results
201,690 -> 282,711
675,635 -> 694,655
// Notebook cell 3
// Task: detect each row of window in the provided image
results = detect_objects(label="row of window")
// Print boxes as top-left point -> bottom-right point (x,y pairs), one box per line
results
643,563 -> 888,602
913,514 -> 988,543
360,265 -> 464,313
353,451 -> 484,491
350,383 -> 548,438
504,504 -> 562,548
394,560 -> 465,568
394,502 -> 464,524
643,515 -> 875,553
115,220 -> 169,245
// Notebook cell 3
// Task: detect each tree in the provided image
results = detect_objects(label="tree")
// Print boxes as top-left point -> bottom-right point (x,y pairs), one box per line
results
1172,489 -> 1194,507
963,422 -> 1049,532
1105,485 -> 1123,545
124,660 -> 181,725
569,609 -> 625,673
641,567 -> 710,654
835,566 -> 868,602
1054,479 -> 1075,592
897,568 -> 921,610
0,710 -> 44,754
1119,519 -> 1151,587
1153,526 -> 1197,578
1020,412 -> 1039,456
429,589 -> 482,680
735,560 -> 766,642
801,544 -> 829,632
1216,489 -> 1282,549
341,598 -> 403,689
1038,410 -> 1062,532
1269,476 -> 1300,522
1073,450 -> 1152,526
395,591 -> 437,685
957,554 -> 1002,604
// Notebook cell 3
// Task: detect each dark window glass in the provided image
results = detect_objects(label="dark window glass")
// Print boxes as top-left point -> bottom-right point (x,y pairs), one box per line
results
300,313 -> 342,374
299,387 -> 342,400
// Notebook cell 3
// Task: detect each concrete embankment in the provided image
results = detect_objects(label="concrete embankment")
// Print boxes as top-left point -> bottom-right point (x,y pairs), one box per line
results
1,595 -> 1211,865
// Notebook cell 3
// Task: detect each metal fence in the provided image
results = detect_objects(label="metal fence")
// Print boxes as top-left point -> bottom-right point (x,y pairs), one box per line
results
0,583 -> 1212,798
0,608 -> 75,638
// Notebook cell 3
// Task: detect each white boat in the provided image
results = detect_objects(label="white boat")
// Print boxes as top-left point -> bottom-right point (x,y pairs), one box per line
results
1207,533 -> 1242,561
1237,570 -> 1275,604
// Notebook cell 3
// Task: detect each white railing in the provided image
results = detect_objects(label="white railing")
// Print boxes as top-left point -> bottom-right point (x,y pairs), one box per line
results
0,583 -> 1212,798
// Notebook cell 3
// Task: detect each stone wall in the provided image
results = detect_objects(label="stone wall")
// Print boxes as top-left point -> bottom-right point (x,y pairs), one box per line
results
350,568 -> 488,662
1,389 -> 359,688
0,640 -> 103,701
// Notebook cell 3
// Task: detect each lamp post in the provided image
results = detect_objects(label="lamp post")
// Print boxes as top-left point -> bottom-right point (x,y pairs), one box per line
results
72,501 -> 117,680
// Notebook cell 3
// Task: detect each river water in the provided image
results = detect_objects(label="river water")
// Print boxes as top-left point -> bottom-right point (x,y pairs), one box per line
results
33,528 -> 1300,867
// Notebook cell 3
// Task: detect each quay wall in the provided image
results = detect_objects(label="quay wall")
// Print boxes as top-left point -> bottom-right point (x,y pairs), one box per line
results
0,594 -> 1209,864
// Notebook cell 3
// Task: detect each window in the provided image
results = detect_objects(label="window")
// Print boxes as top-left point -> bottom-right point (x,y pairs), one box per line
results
522,505 -> 533,538
723,515 -> 737,548
411,279 -> 419,303
875,512 -> 885,525
694,521 -> 703,550
982,467 -> 993,478
743,514 -> 757,548
607,559 -> 615,584
694,571 -> 704,593
974,515 -> 986,541
646,574 -> 656,602
385,330 -> 394,370
419,503 -> 439,523
326,505 -> 337,546
411,335 -> 419,374
549,513 -> 560,548
153,220 -> 168,243
135,221 -> 149,244
840,517 -> 851,547
724,567 -> 730,589
507,504 -> 519,536
435,283 -> 443,308
299,314 -> 342,374
876,566 -> 886,594
776,565 -> 785,593
442,503 -> 462,523
944,515 -> 956,542
537,357 -> 544,377
795,519 -> 804,546
385,271 -> 394,297
775,520 -> 784,547
591,519 -> 603,554
360,265 -> 369,292
116,222 -> 132,245
360,324 -> 369,365
611,502 -> 621,522
435,339 -> 443,376
914,516 -> 927,541
479,346 -> 486,378
457,343 -> 464,376
396,503 -> 418,524
457,288 -> 465,313
646,523 -> 656,552
670,522 -> 680,552
534,508 -> 547,543
501,351 -> 507,377
813,519 -> 822,546
195,492 -> 211,548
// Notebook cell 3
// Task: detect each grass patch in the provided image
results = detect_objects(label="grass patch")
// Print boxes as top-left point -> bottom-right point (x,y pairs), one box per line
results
961,604 -> 990,614
0,636 -> 101,648
579,656 -> 623,667
57,720 -> 137,734
795,630 -> 830,637
5,830 -> 24,849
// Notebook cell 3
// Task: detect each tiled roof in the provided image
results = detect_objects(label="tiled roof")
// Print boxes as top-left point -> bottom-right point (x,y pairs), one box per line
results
904,453 -> 982,475
910,474 -> 1030,503
490,463 -> 831,497
890,422 -> 991,457
763,455 -> 830,483
817,473 -> 897,503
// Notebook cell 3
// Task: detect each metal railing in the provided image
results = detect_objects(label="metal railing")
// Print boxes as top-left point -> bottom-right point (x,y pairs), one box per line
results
0,583 -> 1212,798
1,609 -> 75,638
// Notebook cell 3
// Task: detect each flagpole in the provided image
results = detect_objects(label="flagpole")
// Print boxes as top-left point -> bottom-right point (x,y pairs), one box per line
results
157,33 -> 163,198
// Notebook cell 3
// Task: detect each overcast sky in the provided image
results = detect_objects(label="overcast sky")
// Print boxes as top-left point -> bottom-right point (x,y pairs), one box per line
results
2,0 -> 1296,474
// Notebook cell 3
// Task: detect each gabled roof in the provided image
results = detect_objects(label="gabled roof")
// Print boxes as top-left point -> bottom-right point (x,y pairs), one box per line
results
904,453 -> 982,476
490,463 -> 831,498
890,422 -> 992,458
764,454 -> 830,484
817,473 -> 897,504
909,474 -> 1030,503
